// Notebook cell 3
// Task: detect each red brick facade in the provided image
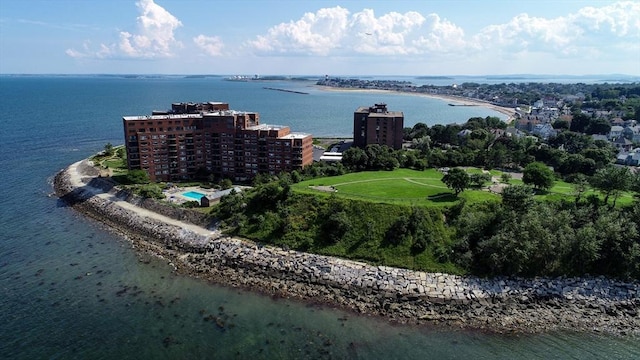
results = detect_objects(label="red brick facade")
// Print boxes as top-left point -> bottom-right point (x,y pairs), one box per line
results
124,102 -> 313,182
353,103 -> 404,150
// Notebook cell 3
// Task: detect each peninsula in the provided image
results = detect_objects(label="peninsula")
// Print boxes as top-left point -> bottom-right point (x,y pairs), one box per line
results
54,158 -> 640,336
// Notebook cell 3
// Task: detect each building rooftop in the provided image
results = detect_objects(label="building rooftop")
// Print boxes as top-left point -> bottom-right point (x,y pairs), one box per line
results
246,124 -> 288,131
124,109 -> 255,121
280,132 -> 311,139
366,111 -> 404,117
123,113 -> 204,121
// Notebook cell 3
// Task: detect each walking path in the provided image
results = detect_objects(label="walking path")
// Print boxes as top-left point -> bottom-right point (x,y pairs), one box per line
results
68,160 -> 218,238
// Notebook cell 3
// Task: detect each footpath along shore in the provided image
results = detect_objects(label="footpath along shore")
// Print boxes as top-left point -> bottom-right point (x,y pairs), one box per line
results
54,159 -> 640,336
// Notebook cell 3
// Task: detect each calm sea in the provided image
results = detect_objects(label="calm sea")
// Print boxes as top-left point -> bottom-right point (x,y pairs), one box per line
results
1,75 -> 638,359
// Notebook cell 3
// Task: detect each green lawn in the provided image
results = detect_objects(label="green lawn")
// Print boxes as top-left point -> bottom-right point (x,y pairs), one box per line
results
294,167 -> 637,207
293,168 -> 499,206
540,179 -> 635,206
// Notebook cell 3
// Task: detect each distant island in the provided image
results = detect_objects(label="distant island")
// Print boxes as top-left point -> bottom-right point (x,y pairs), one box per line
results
415,75 -> 454,80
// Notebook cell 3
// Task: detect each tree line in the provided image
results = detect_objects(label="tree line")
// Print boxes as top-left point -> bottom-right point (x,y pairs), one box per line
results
212,171 -> 640,279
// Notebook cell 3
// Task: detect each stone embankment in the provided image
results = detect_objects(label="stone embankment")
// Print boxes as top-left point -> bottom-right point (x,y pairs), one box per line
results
54,160 -> 640,336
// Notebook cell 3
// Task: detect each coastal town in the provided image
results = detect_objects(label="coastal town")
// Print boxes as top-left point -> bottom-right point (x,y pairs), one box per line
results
317,77 -> 640,167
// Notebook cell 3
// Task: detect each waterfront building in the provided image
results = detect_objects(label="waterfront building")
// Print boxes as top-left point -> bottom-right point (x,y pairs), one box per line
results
353,103 -> 404,150
123,102 -> 313,182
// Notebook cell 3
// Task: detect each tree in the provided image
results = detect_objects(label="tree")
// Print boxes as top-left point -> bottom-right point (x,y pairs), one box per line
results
590,166 -> 632,206
442,168 -> 470,196
411,136 -> 431,155
631,172 -> 640,197
569,112 -> 591,133
522,162 -> 555,191
321,211 -> 352,244
364,144 -> 399,170
581,147 -> 614,168
570,174 -> 590,204
552,119 -> 569,130
219,178 -> 233,190
500,173 -> 512,184
341,147 -> 368,171
548,131 -> 594,154
104,142 -> 114,156
469,172 -> 492,188
557,154 -> 596,176
500,184 -> 534,213
585,118 -> 611,135
408,122 -> 429,140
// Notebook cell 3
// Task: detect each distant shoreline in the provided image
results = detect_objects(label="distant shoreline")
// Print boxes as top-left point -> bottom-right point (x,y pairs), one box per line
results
315,85 -> 517,123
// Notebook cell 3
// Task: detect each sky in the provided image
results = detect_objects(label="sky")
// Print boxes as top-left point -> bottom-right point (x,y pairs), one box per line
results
1,0 -> 639,76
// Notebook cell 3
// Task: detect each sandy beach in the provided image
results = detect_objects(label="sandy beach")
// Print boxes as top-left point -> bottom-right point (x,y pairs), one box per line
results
316,85 -> 517,122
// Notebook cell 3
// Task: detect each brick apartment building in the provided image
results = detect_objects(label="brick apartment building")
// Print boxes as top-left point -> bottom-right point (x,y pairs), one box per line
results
353,103 -> 404,150
123,102 -> 313,182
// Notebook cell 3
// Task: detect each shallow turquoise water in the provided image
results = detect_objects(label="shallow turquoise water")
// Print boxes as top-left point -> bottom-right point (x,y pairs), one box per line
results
182,191 -> 206,200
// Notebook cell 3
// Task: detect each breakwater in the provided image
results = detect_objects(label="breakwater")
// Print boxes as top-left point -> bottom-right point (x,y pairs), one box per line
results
54,160 -> 640,336
263,87 -> 309,95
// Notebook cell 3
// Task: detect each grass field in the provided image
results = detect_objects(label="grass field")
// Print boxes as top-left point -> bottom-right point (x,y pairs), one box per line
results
293,168 -> 500,206
293,167 -> 637,207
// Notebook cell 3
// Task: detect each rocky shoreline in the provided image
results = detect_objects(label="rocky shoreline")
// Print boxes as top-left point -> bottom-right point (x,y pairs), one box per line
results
54,159 -> 640,337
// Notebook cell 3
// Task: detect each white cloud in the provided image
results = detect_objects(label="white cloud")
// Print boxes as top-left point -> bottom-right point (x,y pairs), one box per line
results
246,6 -> 350,55
193,35 -> 224,56
64,1 -> 639,74
349,9 -> 426,55
67,0 -> 182,59
412,14 -> 468,54
473,1 -> 640,58
244,2 -> 639,65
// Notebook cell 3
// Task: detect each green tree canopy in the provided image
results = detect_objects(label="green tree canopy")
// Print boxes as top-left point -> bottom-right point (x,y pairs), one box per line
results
469,172 -> 492,188
341,147 -> 368,171
500,184 -> 534,213
104,142 -> 114,156
442,168 -> 470,196
590,166 -> 632,206
522,162 -> 555,190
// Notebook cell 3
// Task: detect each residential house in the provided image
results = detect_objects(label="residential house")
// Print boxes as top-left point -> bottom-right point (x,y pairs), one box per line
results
515,117 -> 542,132
457,129 -> 473,138
610,117 -> 625,127
613,136 -> 634,151
609,125 -> 624,140
504,127 -> 525,139
531,123 -> 557,140
622,126 -> 640,143
615,149 -> 640,166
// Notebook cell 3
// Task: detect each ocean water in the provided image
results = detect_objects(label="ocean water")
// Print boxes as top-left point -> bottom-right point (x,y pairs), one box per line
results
1,75 -> 639,359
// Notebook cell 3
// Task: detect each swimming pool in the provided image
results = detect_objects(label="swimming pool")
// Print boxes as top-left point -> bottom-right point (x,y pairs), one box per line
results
182,191 -> 206,200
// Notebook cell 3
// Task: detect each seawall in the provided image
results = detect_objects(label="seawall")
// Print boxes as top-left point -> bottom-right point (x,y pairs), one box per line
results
54,159 -> 640,336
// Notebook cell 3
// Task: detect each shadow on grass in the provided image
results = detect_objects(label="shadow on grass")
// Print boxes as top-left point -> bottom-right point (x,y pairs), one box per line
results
427,192 -> 458,203
533,189 -> 551,196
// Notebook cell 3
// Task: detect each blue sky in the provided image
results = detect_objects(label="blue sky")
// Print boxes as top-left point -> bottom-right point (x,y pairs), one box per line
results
1,0 -> 639,76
